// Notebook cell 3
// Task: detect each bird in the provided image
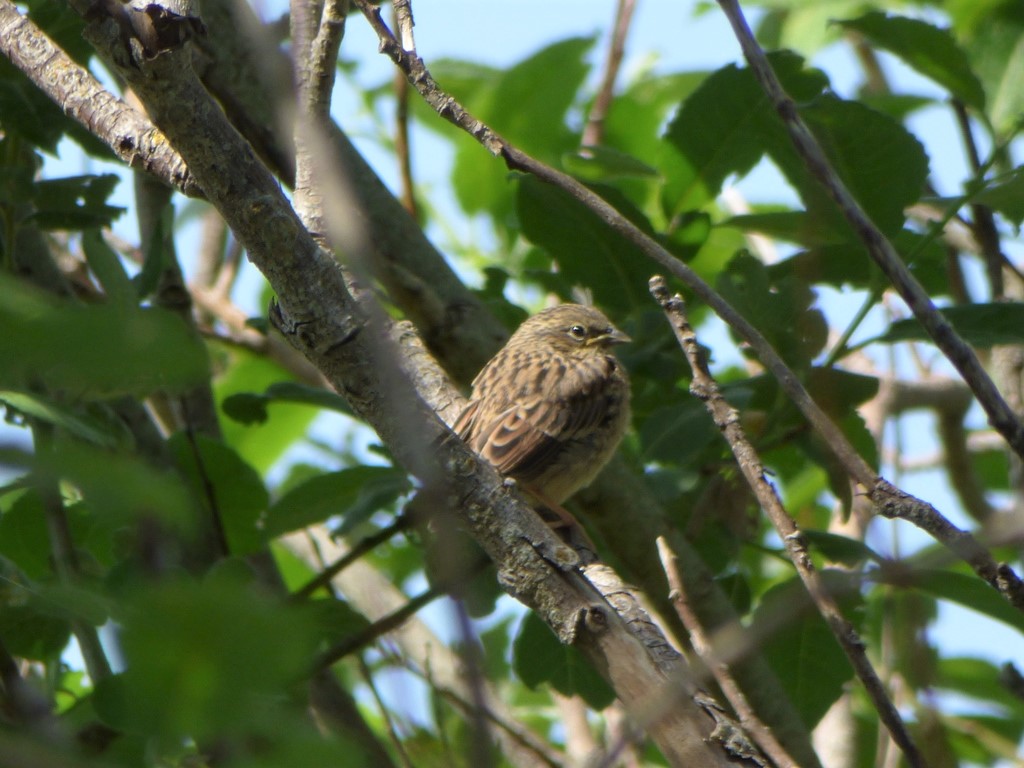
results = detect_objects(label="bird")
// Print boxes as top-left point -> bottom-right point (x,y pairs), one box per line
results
452,304 -> 631,524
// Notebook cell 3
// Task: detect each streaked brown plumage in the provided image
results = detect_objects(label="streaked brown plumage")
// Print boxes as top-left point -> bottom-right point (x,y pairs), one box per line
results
453,304 -> 631,510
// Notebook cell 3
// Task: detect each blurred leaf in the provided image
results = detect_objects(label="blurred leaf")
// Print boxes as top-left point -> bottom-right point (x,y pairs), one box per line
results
82,229 -> 134,306
803,530 -> 879,567
0,603 -> 70,660
114,578 -> 319,741
264,466 -> 408,540
755,570 -> 860,728
0,491 -> 50,580
875,303 -> 1024,347
0,275 -> 210,397
604,71 -> 708,167
305,598 -> 371,645
27,175 -> 124,230
959,2 -> 1024,135
512,612 -> 615,710
973,167 -> 1024,226
938,657 -> 1024,718
835,12 -> 985,110
222,381 -> 352,426
214,349 -> 320,475
563,146 -> 658,181
912,569 -> 1024,633
168,433 -> 268,556
37,440 -> 195,531
32,582 -> 109,626
0,391 -> 130,449
754,2 -> 863,55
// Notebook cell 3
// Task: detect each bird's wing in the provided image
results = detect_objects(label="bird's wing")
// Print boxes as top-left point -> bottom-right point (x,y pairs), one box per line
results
454,358 -> 612,483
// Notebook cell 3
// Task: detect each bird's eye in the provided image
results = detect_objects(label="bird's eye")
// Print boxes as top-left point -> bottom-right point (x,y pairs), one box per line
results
568,324 -> 587,340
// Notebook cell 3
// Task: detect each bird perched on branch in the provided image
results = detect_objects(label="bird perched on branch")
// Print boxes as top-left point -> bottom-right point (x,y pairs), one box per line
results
453,304 -> 631,523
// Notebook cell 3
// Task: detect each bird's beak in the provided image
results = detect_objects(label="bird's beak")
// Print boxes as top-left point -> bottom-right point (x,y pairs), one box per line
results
603,328 -> 631,346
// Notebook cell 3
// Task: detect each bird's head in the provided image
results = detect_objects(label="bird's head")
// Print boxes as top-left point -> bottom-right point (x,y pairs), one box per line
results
512,304 -> 630,357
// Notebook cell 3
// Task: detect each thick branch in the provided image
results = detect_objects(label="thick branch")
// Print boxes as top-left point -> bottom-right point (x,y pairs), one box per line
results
69,5 -> 736,763
0,2 -> 200,196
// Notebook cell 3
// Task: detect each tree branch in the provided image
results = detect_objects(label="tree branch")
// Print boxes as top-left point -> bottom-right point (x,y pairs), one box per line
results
0,1 -> 200,196
68,5 -> 739,763
351,0 -> 1024,611
649,276 -> 925,768
714,0 -> 1024,461
582,0 -> 636,149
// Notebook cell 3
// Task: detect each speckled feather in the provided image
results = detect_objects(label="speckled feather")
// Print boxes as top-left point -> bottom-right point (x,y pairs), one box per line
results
452,304 -> 631,505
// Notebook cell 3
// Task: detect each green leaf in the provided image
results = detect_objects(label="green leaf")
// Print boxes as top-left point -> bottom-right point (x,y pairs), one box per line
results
168,433 -> 268,556
875,303 -> 1024,347
82,229 -> 134,306
0,391 -> 128,449
0,275 -> 210,397
36,440 -> 196,531
562,146 -> 659,181
222,381 -> 352,426
973,167 -> 1024,226
512,612 -> 615,710
755,571 -> 860,728
912,569 -> 1024,633
717,251 -> 827,366
663,52 -> 928,236
516,175 -> 679,312
638,400 -> 718,465
0,491 -> 51,580
662,51 -> 828,215
132,205 -> 174,300
452,37 -> 594,221
27,174 -> 124,230
115,577 -> 319,740
835,12 -> 985,110
938,656 -> 1024,718
802,530 -> 879,567
264,466 -> 409,540
764,230 -> 947,295
214,350 -> 321,475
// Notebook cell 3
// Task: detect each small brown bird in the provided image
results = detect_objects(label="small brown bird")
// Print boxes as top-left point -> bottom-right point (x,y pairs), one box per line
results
453,304 -> 631,518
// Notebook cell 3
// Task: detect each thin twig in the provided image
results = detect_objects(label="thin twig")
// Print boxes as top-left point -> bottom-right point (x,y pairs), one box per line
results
32,425 -> 112,685
715,0 -> 1024,460
314,584 -> 444,670
313,557 -> 490,671
952,100 -> 1005,299
582,0 -> 636,148
656,537 -> 800,768
291,515 -> 411,600
392,0 -> 418,217
0,2 -> 200,196
649,276 -> 924,768
452,599 -> 497,768
352,0 -> 1024,611
358,655 -> 416,768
